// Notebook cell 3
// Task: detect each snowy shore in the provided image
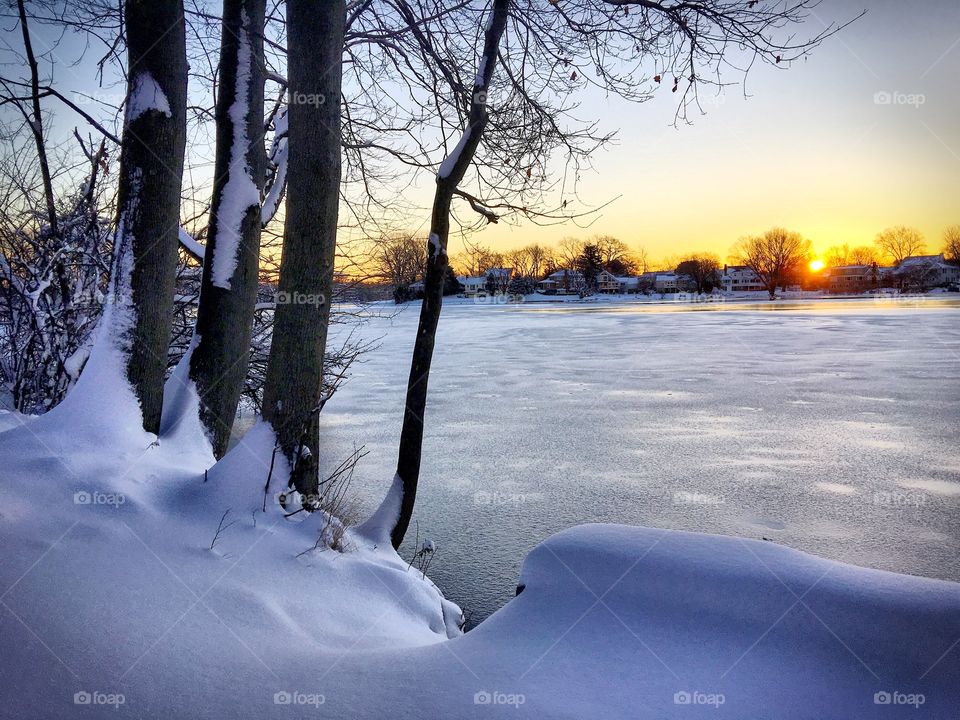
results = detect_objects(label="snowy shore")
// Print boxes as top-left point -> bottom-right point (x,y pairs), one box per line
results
1,400 -> 958,718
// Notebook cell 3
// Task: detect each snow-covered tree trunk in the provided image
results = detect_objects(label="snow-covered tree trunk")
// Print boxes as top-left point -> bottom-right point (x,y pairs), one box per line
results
261,0 -> 344,500
187,0 -> 266,457
110,0 -> 187,433
389,0 -> 510,548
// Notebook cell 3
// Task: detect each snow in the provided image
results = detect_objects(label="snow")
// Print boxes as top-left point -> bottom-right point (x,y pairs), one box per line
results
158,335 -> 214,461
2,298 -> 958,718
475,55 -> 488,87
260,107 -> 288,226
437,129 -> 472,179
319,297 -> 960,625
178,227 -> 206,260
428,232 -> 445,257
356,472 -> 404,545
126,71 -> 171,123
210,12 -> 262,290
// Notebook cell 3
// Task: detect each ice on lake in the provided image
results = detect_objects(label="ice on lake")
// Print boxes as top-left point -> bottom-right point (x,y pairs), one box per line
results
316,297 -> 960,625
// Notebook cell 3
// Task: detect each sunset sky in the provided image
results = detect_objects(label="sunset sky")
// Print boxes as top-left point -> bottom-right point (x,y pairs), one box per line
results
11,0 -> 960,266
466,0 -> 960,262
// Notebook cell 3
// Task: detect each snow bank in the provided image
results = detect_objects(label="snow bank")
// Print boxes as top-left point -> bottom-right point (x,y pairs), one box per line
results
0,411 -> 461,718
2,460 -> 957,720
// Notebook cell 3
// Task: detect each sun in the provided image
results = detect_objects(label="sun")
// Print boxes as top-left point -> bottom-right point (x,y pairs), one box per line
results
809,259 -> 825,272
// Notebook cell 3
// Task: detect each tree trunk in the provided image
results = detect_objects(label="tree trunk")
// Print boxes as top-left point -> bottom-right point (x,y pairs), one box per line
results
114,0 -> 187,433
189,0 -> 266,457
390,0 -> 510,549
261,0 -> 344,500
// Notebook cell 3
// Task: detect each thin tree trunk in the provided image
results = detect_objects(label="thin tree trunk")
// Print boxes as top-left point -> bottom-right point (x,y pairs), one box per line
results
112,0 -> 187,433
261,0 -> 344,500
390,0 -> 510,549
189,0 -> 266,457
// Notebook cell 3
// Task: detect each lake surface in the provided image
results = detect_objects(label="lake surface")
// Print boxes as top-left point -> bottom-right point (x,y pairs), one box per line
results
317,297 -> 960,627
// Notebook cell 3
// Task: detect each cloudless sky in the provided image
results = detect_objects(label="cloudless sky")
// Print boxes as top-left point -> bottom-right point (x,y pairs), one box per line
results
473,0 -> 960,263
9,1 -> 959,265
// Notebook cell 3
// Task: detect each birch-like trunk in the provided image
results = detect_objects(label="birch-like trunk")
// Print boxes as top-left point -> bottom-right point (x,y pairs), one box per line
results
114,0 -> 187,433
261,0 -> 345,499
189,0 -> 266,457
389,0 -> 510,548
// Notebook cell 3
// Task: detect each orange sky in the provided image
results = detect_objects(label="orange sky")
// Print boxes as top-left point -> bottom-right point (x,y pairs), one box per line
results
446,0 -> 959,264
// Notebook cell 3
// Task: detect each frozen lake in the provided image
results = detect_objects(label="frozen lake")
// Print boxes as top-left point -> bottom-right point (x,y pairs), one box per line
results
318,297 -> 960,626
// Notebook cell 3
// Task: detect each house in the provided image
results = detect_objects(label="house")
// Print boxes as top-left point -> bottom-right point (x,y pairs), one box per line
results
616,276 -> 641,294
655,273 -> 680,293
596,270 -> 622,293
485,267 -> 514,294
537,269 -> 585,294
720,265 -> 765,292
894,254 -> 959,290
637,271 -> 660,292
457,275 -> 487,296
827,264 -> 882,294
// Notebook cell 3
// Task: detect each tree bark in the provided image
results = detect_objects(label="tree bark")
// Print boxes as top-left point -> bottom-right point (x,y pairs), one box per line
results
189,0 -> 266,457
261,0 -> 344,500
114,0 -> 187,433
390,0 -> 510,549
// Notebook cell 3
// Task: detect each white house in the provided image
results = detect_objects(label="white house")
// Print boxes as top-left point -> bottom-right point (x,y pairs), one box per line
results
655,273 -> 680,293
720,265 -> 765,292
537,269 -> 585,294
895,254 -> 959,289
615,276 -> 641,293
457,275 -> 487,296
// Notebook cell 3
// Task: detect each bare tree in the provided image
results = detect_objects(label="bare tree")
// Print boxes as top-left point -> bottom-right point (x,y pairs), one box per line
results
261,0 -> 345,501
942,225 -> 960,264
849,245 -> 880,266
184,0 -> 267,457
735,228 -> 810,300
592,235 -> 636,275
557,237 -> 586,270
675,253 -> 721,293
634,245 -> 651,275
390,0 -> 511,549
875,226 -> 926,266
373,234 -> 427,290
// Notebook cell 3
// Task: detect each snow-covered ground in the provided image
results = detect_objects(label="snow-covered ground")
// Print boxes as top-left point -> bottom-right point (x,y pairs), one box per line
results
1,296 -> 958,718
319,297 -> 960,624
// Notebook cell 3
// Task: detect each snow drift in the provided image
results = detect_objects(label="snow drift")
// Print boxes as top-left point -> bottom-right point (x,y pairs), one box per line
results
0,408 -> 957,718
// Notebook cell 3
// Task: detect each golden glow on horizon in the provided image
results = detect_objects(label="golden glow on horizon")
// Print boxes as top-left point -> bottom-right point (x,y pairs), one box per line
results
809,259 -> 825,273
